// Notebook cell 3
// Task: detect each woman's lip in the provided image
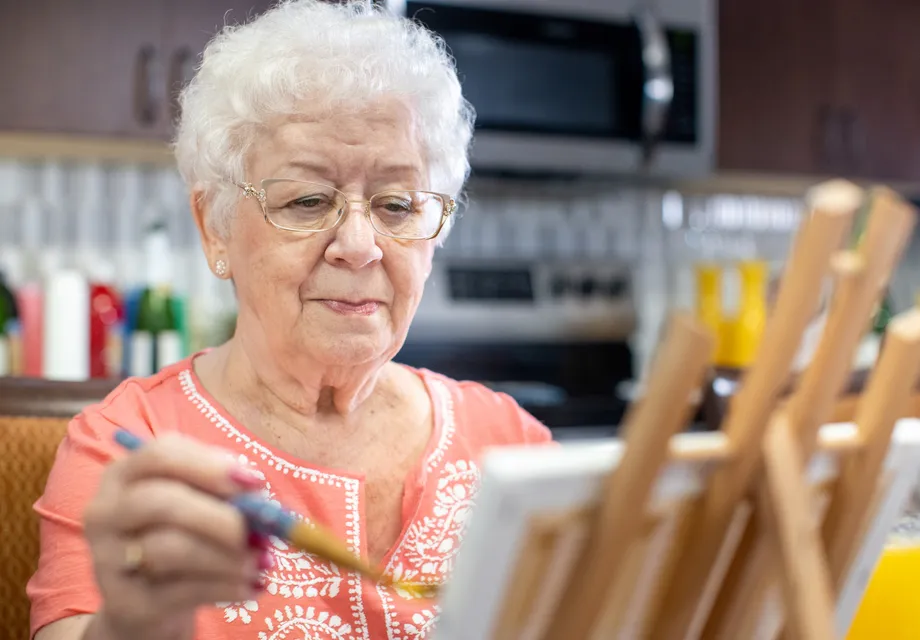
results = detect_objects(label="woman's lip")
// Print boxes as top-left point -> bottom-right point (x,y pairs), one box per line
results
319,299 -> 380,316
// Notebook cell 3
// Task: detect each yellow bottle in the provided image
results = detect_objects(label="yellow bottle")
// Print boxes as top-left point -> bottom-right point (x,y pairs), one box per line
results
718,317 -> 737,367
695,263 -> 733,366
733,260 -> 768,367
847,542 -> 920,639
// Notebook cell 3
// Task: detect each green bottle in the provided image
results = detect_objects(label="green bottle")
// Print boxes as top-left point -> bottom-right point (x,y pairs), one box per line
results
170,296 -> 190,359
849,197 -> 895,334
0,272 -> 12,376
849,195 -> 893,367
871,295 -> 894,335
130,222 -> 182,376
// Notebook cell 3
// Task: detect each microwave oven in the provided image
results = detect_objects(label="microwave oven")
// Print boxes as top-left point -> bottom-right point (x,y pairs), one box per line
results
383,0 -> 715,178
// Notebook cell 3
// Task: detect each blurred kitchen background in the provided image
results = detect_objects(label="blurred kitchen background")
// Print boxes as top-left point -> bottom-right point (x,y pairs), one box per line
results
1,0 -> 919,440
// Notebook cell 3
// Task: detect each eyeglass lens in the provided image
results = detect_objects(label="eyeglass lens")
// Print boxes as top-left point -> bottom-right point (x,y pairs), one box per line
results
262,180 -> 446,238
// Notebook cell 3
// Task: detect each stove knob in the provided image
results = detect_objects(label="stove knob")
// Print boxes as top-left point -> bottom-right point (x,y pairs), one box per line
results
606,278 -> 628,298
579,276 -> 597,297
551,274 -> 569,297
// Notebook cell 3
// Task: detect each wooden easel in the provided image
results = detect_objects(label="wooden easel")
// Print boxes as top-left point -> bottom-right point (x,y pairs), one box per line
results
486,180 -> 920,640
696,186 -> 920,640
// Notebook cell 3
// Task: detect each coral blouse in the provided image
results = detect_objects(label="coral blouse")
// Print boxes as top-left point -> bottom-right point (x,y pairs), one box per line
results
27,357 -> 552,640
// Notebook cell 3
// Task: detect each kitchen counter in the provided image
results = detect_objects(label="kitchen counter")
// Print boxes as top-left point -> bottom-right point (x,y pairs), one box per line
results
699,366 -> 920,430
0,376 -> 119,417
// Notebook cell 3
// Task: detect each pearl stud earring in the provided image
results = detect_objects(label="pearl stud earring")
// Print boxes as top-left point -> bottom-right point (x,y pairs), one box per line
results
214,259 -> 228,278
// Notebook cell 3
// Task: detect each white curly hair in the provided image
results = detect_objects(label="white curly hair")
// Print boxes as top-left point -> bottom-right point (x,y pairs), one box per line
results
174,0 -> 475,239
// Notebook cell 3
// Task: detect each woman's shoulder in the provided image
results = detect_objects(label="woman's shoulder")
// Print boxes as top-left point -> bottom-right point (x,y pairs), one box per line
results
412,367 -> 554,448
76,357 -> 199,438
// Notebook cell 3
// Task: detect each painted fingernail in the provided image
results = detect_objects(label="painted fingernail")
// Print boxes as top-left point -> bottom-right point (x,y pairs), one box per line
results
251,578 -> 266,592
258,550 -> 274,571
229,467 -> 263,489
247,531 -> 270,549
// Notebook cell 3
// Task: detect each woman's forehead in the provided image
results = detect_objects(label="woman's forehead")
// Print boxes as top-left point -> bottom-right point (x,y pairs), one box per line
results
249,102 -> 426,182
267,98 -> 420,146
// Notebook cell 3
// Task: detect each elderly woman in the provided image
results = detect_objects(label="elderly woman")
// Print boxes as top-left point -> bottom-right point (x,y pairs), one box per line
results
27,2 -> 551,639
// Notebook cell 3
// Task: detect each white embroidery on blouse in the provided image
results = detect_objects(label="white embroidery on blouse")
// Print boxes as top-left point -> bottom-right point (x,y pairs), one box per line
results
257,605 -> 357,640
180,369 -> 474,640
181,370 -> 368,640
423,378 -> 455,474
377,459 -> 480,640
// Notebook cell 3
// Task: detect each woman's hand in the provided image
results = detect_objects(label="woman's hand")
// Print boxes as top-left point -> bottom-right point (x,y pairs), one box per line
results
81,433 -> 272,640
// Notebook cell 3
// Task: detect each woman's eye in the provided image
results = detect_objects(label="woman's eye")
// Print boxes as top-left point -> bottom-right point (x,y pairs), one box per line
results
292,196 -> 327,209
382,199 -> 411,213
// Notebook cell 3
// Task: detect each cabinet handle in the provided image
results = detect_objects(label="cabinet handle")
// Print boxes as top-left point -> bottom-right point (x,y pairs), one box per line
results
842,109 -> 867,173
168,47 -> 196,124
816,105 -> 845,172
133,45 -> 160,126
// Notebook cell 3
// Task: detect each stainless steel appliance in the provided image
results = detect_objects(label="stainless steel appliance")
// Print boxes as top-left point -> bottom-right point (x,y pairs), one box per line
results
395,258 -> 636,437
383,0 -> 715,178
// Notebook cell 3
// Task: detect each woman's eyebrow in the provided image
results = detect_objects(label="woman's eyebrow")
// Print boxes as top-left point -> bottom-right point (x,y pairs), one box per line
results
372,164 -> 425,186
279,159 -> 333,177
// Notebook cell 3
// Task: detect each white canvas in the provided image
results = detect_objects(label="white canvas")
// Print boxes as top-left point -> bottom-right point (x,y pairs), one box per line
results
435,420 -> 920,640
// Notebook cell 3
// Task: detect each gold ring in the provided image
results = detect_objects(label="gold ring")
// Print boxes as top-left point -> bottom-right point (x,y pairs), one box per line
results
123,541 -> 147,575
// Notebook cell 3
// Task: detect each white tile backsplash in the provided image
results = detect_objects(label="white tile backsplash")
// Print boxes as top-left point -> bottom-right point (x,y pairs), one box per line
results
0,158 -> 201,295
3,156 -> 919,382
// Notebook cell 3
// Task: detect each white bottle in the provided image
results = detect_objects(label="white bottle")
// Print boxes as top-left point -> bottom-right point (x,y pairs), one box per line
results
42,269 -> 90,380
0,337 -> 8,376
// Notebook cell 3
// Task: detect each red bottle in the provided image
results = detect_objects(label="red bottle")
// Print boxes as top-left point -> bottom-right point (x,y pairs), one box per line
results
89,278 -> 124,379
18,283 -> 43,377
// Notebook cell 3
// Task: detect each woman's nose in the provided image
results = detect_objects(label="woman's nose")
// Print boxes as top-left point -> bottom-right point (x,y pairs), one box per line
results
325,202 -> 383,268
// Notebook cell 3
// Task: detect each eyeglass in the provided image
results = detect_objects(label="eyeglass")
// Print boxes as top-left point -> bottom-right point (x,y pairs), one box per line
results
236,179 -> 456,240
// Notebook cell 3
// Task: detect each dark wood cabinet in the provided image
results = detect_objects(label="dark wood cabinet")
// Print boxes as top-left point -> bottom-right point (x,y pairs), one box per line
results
0,0 -> 275,140
3,0 -> 918,183
161,0 -> 277,131
832,0 -> 920,181
718,0 -> 920,182
718,0 -> 837,176
0,0 -> 167,138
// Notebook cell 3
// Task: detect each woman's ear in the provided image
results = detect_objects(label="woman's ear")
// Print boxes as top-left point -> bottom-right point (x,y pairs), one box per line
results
190,189 -> 231,278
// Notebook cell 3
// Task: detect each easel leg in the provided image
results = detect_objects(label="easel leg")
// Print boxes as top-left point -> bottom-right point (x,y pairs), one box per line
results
759,417 -> 836,640
699,507 -> 774,640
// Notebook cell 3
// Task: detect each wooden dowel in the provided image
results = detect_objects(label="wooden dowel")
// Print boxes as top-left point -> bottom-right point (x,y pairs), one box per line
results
759,416 -> 836,640
492,509 -> 591,639
823,308 -> 920,588
661,424 -> 866,469
543,312 -> 714,640
789,187 -> 917,454
647,180 -> 862,639
705,188 -> 917,639
703,253 -> 865,639
786,251 -> 867,448
700,496 -> 773,640
634,498 -> 719,638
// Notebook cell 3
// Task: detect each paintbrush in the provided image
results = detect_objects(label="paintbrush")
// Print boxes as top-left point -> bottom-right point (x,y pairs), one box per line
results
113,428 -> 438,598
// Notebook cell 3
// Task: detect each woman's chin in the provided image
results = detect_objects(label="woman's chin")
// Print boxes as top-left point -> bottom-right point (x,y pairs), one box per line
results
300,333 -> 394,367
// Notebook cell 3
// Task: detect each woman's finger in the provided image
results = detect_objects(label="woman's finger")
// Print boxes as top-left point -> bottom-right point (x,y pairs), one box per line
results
127,527 -> 268,583
151,576 -> 264,610
112,432 -> 263,498
114,479 -> 251,553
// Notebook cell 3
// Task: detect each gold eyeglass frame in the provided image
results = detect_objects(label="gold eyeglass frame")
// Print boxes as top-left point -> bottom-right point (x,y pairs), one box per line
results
236,179 -> 457,240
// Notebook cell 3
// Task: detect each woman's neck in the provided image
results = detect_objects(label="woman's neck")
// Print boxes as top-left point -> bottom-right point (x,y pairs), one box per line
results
209,335 -> 393,426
